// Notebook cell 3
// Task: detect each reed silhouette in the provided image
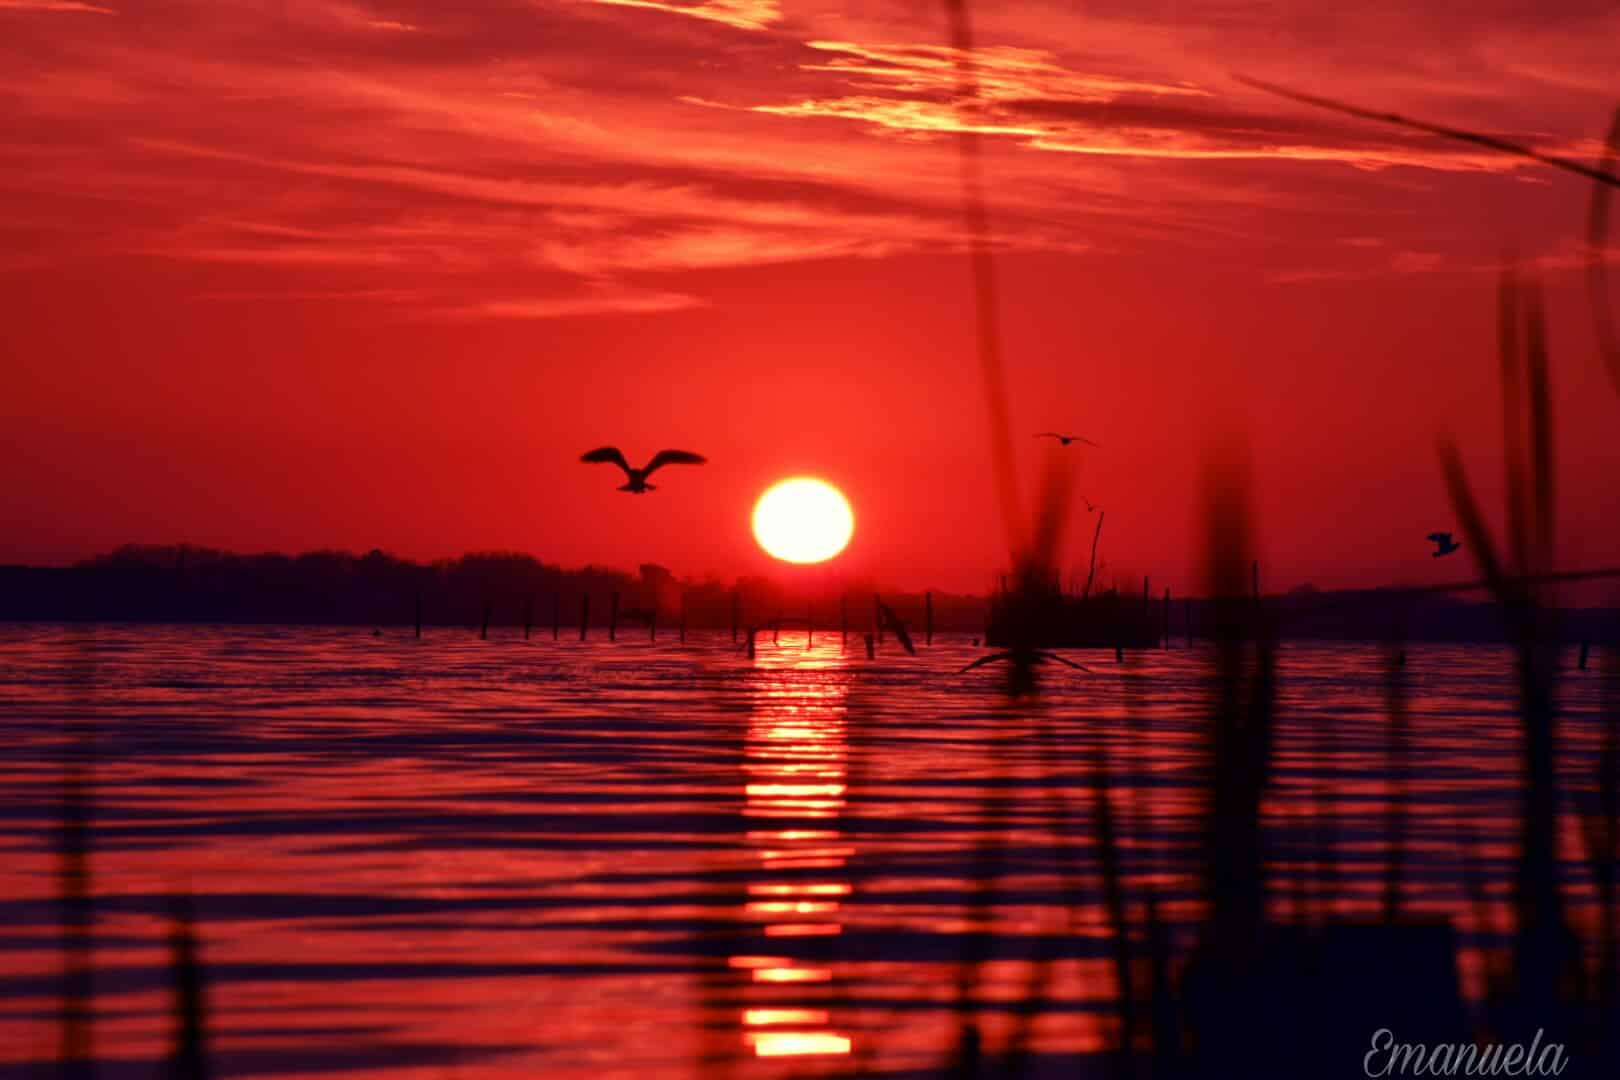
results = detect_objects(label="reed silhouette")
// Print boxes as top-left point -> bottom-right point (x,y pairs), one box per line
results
1439,270 -> 1580,1029
168,894 -> 208,1080
57,758 -> 92,1079
907,9 -> 1619,1075
56,638 -> 97,1080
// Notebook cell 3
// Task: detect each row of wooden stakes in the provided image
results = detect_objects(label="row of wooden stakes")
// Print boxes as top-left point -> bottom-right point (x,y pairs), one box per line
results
413,591 -> 941,648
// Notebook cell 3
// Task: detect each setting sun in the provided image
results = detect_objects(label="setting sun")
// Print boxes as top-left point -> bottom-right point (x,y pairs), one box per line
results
752,479 -> 854,565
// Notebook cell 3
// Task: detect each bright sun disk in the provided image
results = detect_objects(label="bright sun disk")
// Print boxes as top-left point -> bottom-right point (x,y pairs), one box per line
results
752,478 -> 854,564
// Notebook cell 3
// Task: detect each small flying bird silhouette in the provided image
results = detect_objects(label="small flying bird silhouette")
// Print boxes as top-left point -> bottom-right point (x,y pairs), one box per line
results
1035,432 -> 1100,447
580,447 -> 706,493
1080,495 -> 1100,513
1427,532 -> 1462,557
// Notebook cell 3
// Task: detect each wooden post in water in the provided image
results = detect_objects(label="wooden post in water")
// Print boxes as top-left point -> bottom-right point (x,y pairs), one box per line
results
746,627 -> 756,660
679,594 -> 686,645
925,591 -> 934,646
1580,641 -> 1590,670
1185,597 -> 1193,648
523,595 -> 532,640
609,591 -> 619,642
579,594 -> 590,641
649,605 -> 657,643
864,632 -> 875,659
1163,587 -> 1170,649
807,604 -> 813,649
873,595 -> 883,643
480,598 -> 491,640
552,591 -> 561,641
730,589 -> 739,644
773,611 -> 781,645
841,595 -> 848,648
414,592 -> 422,640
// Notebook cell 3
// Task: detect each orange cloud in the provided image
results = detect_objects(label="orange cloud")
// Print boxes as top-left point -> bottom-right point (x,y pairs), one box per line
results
444,288 -> 703,320
707,36 -> 1568,174
798,39 -> 1206,105
0,0 -> 115,11
730,95 -> 1046,139
587,0 -> 780,32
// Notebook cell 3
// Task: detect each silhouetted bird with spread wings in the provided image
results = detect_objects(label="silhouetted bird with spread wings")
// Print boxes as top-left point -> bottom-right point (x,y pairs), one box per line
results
1427,532 -> 1462,557
1035,432 -> 1100,447
580,447 -> 706,493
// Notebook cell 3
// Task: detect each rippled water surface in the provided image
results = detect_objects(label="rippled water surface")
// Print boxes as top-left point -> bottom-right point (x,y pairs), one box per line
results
0,625 -> 1609,1078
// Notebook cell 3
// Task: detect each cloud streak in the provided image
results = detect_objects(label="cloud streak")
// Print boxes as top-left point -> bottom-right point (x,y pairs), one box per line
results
0,0 -> 116,12
586,0 -> 780,32
1,0 -> 1613,311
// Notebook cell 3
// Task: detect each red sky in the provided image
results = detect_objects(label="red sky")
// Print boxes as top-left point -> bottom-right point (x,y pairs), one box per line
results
3,0 -> 1618,595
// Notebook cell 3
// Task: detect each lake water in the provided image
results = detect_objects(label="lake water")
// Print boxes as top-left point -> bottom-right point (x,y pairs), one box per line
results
0,625 -> 1610,1078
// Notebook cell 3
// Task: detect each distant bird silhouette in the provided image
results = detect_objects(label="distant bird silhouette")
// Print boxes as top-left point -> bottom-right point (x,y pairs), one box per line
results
1035,432 -> 1100,448
1080,495 -> 1099,513
580,447 -> 706,493
1427,532 -> 1462,557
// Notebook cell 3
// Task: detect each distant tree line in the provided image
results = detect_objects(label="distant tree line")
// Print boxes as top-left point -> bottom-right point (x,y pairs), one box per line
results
0,545 -> 990,632
0,545 -> 1612,642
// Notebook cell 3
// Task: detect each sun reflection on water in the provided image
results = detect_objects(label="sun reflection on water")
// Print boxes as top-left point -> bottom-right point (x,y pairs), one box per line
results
735,641 -> 854,1059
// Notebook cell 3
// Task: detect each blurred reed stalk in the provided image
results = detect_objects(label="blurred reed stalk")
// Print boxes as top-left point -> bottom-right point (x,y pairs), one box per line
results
1438,270 -> 1577,1016
1585,108 -> 1619,392
169,895 -> 208,1080
1090,745 -> 1138,1079
1383,640 -> 1410,924
942,0 -> 1023,561
59,636 -> 98,1080
1200,450 -> 1274,957
58,760 -> 93,1079
1180,449 -> 1278,1074
1575,644 -> 1619,1062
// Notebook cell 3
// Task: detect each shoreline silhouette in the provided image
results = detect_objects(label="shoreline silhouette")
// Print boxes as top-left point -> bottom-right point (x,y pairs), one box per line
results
2,544 -> 1617,643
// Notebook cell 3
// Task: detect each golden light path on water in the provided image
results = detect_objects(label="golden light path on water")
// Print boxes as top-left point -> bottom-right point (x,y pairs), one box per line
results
734,647 -> 853,1060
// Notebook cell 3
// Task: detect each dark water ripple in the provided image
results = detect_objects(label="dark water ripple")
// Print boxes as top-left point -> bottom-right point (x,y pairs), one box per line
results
0,624 -> 1609,1077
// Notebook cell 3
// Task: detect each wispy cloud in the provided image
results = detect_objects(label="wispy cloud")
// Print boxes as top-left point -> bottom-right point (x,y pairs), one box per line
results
444,289 -> 703,320
318,3 -> 420,32
586,0 -> 780,32
798,40 -> 1205,105
534,222 -> 922,274
707,36 -> 1570,174
0,0 -> 116,12
1,0 -> 1610,317
1268,245 -> 1620,284
717,95 -> 1046,139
